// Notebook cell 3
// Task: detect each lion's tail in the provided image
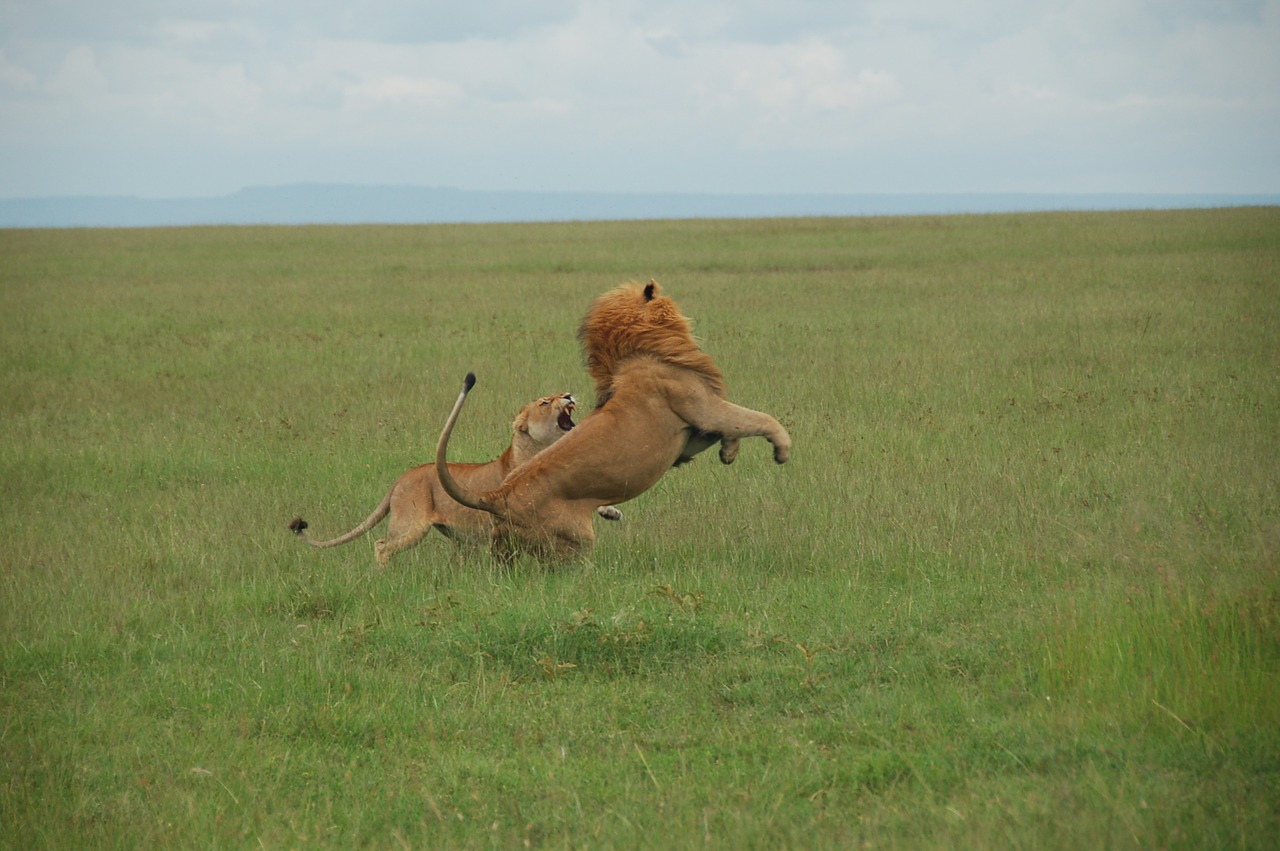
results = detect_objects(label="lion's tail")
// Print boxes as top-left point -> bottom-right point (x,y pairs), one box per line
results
435,372 -> 504,517
287,491 -> 392,550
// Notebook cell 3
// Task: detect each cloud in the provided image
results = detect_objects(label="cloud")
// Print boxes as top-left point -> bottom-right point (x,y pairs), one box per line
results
45,45 -> 109,99
719,40 -> 899,120
0,49 -> 39,91
344,75 -> 463,108
0,0 -> 1276,196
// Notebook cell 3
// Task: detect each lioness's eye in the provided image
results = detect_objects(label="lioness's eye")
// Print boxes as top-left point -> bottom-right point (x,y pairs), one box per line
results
539,400 -> 551,406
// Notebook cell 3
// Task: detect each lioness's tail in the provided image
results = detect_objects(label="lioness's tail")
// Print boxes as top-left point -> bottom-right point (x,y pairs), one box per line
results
435,372 -> 504,517
288,491 -> 392,550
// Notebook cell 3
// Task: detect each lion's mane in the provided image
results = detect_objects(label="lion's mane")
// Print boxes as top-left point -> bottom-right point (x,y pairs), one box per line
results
576,280 -> 726,405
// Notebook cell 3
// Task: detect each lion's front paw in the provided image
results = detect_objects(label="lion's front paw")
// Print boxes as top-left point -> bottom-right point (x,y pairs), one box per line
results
719,438 -> 741,465
597,505 -> 623,521
773,437 -> 791,464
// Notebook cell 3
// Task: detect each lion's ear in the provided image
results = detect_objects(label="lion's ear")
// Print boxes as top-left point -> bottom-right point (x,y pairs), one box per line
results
513,410 -> 529,433
644,281 -> 657,301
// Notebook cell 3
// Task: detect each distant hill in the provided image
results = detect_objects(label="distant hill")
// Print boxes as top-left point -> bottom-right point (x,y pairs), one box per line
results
1,184 -> 1276,228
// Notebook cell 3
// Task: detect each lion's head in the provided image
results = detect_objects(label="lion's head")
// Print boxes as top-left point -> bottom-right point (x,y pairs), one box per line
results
513,392 -> 578,449
576,280 -> 725,405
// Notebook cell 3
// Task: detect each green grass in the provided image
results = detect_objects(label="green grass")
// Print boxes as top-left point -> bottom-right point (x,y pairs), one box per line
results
2,209 -> 1278,848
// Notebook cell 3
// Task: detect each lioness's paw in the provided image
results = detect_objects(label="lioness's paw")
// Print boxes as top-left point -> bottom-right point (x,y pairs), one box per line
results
597,505 -> 623,521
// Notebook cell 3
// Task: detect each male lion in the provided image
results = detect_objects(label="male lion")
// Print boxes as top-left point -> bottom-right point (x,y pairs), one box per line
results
288,392 -> 620,566
435,280 -> 791,561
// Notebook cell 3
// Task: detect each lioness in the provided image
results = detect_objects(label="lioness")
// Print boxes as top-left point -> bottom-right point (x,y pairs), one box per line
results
436,280 -> 791,561
288,392 -> 620,566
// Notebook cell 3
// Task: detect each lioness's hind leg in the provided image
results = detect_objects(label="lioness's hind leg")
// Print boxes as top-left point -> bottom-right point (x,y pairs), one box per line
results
376,516 -> 434,566
375,530 -> 429,566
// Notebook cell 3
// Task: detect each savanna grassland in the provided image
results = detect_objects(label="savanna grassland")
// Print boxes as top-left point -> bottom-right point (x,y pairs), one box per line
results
1,209 -> 1277,849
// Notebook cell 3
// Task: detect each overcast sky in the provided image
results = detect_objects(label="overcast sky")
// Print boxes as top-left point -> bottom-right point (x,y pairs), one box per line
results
2,0 -> 1277,199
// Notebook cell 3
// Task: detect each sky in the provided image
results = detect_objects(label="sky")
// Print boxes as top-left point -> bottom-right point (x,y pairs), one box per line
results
1,0 -> 1277,200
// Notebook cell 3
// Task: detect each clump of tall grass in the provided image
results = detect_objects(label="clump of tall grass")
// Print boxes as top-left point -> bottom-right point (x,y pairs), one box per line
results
1037,569 -> 1280,738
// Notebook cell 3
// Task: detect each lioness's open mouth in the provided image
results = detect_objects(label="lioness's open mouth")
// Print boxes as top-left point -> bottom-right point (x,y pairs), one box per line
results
558,398 -> 576,431
560,404 -> 581,432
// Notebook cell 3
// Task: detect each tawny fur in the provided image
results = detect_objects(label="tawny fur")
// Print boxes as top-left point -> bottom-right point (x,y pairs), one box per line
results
436,280 -> 791,562
289,393 -> 618,566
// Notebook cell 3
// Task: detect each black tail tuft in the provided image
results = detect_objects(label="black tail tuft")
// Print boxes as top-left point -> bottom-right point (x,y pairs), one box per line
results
643,281 -> 656,301
464,372 -> 476,392
288,517 -> 308,534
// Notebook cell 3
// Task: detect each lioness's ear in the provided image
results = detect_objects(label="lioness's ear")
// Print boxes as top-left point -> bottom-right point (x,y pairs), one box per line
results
644,281 -> 657,301
513,410 -> 529,433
